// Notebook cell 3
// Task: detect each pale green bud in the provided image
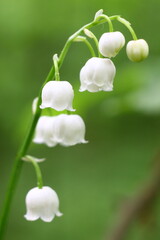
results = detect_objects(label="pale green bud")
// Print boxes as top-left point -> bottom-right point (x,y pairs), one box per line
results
126,39 -> 149,62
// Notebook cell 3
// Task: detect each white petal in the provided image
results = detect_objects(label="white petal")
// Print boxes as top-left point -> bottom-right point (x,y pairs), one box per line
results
41,215 -> 55,222
40,81 -> 75,111
33,116 -> 57,147
99,31 -> 125,57
24,186 -> 62,222
56,211 -> 63,217
87,84 -> 100,92
79,57 -> 116,92
53,114 -> 87,146
24,213 -> 39,221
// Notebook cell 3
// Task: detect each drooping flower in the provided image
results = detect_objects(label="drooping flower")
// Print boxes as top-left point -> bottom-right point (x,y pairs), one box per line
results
40,81 -> 75,111
53,114 -> 88,146
99,31 -> 125,58
33,116 -> 56,147
126,39 -> 149,62
33,114 -> 87,147
80,57 -> 116,92
24,186 -> 62,222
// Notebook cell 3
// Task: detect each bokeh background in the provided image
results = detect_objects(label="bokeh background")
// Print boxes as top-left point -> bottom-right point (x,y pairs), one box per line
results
1,0 -> 160,239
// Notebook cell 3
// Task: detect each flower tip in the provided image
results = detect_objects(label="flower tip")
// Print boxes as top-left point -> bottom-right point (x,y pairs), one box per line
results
105,87 -> 113,92
24,214 -> 39,221
53,53 -> 59,62
56,211 -> 63,217
39,104 -> 45,109
41,215 -> 55,222
94,9 -> 103,20
79,88 -> 85,92
67,108 -> 76,112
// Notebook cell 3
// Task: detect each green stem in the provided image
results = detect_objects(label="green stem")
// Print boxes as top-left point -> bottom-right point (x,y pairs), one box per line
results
24,156 -> 43,189
0,14 -> 115,240
0,107 -> 42,239
0,69 -> 53,239
117,16 -> 138,40
96,14 -> 114,32
53,54 -> 60,81
83,38 -> 96,57
58,18 -> 111,68
74,36 -> 96,57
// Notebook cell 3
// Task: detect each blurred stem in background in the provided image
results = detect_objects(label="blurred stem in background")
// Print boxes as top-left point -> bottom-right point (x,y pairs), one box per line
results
106,152 -> 160,240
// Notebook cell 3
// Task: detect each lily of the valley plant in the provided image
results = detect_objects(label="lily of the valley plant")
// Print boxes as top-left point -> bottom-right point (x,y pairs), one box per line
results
0,9 -> 149,239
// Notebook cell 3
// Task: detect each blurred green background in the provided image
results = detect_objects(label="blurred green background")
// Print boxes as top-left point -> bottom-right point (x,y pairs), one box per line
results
1,0 -> 160,239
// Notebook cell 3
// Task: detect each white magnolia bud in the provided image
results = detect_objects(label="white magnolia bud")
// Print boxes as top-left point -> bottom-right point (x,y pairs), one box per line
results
80,57 -> 116,92
33,116 -> 56,147
126,39 -> 149,62
24,186 -> 62,222
40,81 -> 75,111
99,31 -> 125,58
53,114 -> 88,146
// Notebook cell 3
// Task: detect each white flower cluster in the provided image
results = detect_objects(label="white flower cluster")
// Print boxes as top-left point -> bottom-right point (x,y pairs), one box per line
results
33,80 -> 87,147
79,31 -> 124,92
25,72 -> 88,222
80,31 -> 149,92
25,18 -> 149,223
33,114 -> 87,147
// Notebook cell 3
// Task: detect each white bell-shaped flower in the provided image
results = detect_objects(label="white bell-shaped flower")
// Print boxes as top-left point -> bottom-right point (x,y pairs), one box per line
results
99,31 -> 125,58
33,116 -> 56,147
24,186 -> 62,222
80,57 -> 116,92
126,39 -> 149,62
40,81 -> 75,111
53,114 -> 88,146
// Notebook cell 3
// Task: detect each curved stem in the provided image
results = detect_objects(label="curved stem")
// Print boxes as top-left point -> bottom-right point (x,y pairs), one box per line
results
58,18 -> 110,68
83,29 -> 102,57
74,36 -> 96,57
90,35 -> 102,57
96,14 -> 114,32
24,156 -> 43,189
117,17 -> 138,40
83,38 -> 96,57
0,14 -> 115,240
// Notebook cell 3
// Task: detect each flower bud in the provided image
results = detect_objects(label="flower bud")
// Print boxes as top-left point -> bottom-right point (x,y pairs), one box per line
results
53,114 -> 88,146
32,97 -> 38,114
99,31 -> 125,58
33,116 -> 56,147
126,39 -> 149,62
40,81 -> 75,111
24,186 -> 62,222
80,57 -> 116,92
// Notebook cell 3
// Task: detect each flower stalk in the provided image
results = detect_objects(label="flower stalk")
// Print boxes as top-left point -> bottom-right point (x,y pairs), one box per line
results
22,155 -> 44,189
0,14 -> 113,240
0,10 -> 142,239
